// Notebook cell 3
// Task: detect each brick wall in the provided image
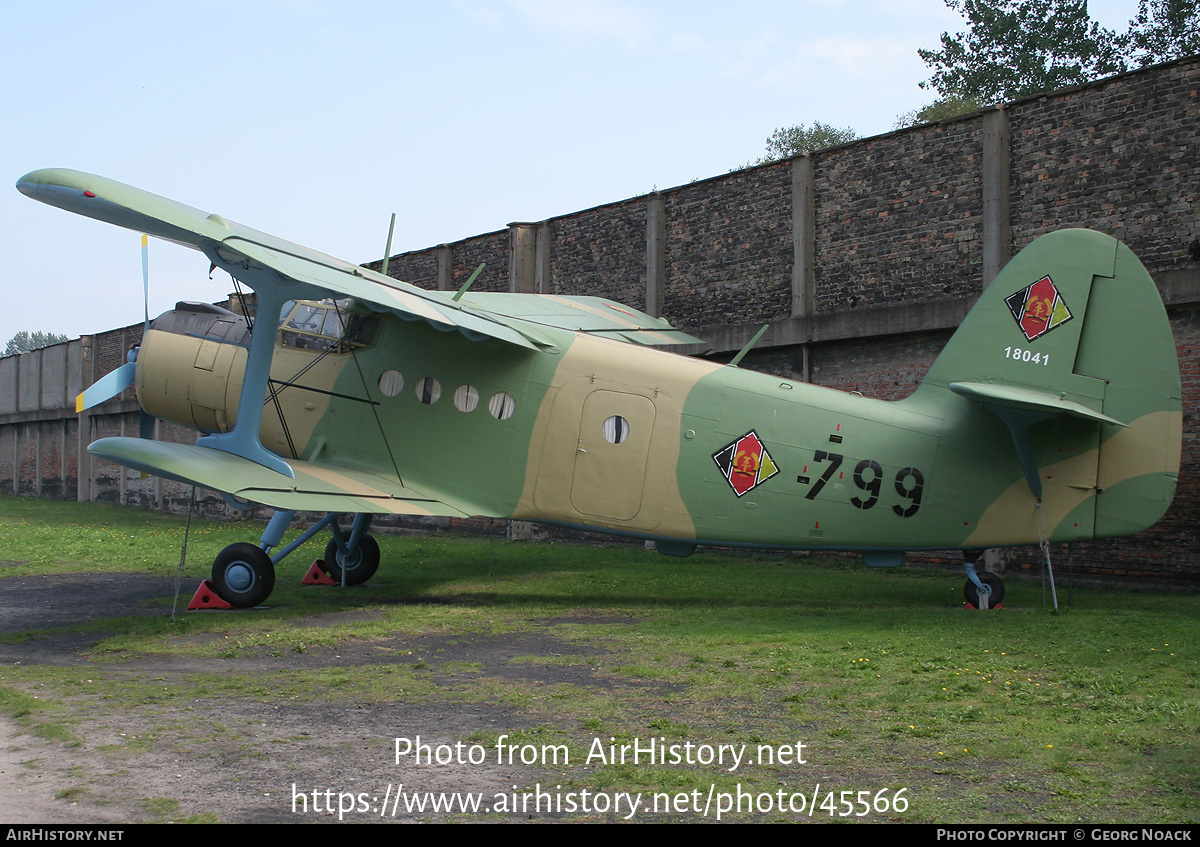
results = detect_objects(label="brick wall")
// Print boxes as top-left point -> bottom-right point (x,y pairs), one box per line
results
1009,61 -> 1199,273
664,164 -> 794,329
814,122 -> 984,313
551,199 -> 647,307
372,60 -> 1196,334
380,249 -> 439,290
449,231 -> 510,294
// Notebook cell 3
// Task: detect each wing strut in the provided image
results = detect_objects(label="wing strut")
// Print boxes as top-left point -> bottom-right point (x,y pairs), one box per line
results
196,285 -> 295,478
984,405 -> 1052,500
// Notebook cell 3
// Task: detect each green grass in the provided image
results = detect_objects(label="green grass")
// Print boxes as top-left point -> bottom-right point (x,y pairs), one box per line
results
0,493 -> 1197,823
0,684 -> 83,746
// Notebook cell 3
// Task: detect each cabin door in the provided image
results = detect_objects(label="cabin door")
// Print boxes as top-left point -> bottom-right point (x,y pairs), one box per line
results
570,390 -> 657,521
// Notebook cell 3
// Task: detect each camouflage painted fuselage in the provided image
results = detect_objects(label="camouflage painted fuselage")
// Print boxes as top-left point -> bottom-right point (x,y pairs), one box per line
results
131,229 -> 1180,558
18,169 -> 1180,559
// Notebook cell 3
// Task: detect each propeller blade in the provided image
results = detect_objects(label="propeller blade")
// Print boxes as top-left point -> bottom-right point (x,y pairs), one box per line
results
75,361 -> 136,412
74,237 -> 154,429
141,234 -> 150,332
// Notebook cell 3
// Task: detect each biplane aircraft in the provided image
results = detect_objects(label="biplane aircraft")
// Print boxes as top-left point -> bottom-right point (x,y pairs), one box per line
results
17,168 -> 1182,608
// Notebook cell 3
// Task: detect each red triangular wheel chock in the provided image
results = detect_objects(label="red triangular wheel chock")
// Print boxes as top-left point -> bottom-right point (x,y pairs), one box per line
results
187,579 -> 235,610
964,603 -> 1004,611
302,559 -> 337,586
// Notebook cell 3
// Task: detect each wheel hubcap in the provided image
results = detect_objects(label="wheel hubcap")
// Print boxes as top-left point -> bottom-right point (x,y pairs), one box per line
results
226,563 -> 254,592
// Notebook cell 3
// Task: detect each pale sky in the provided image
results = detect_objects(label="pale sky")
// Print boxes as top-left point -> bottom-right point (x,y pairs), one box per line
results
1,0 -> 1143,344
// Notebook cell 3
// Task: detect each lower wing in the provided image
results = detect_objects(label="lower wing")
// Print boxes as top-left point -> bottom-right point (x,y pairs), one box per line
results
89,437 -> 471,517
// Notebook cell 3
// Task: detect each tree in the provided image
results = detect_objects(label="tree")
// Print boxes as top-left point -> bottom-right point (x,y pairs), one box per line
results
917,0 -> 1200,109
4,330 -> 69,357
894,93 -> 984,128
751,122 -> 859,165
1120,0 -> 1200,66
918,0 -> 1124,105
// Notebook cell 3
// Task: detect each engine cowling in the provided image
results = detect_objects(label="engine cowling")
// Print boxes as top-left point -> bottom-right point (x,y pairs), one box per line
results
136,302 -> 250,434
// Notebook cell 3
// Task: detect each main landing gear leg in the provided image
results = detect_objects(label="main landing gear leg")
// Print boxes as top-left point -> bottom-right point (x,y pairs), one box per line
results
962,549 -> 1005,609
324,513 -> 380,587
261,509 -> 297,553
207,511 -> 380,607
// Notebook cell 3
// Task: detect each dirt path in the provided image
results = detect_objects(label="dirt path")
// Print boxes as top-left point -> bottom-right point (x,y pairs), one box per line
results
0,574 -> 636,823
0,715 -> 125,823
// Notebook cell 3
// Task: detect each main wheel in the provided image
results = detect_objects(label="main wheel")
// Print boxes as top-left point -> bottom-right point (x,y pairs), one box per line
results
964,571 -> 1005,608
212,543 -> 276,608
323,534 -> 380,586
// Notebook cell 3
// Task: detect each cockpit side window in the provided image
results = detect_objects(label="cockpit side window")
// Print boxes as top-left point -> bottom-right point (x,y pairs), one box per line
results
287,305 -> 325,334
278,300 -> 377,353
321,309 -> 344,339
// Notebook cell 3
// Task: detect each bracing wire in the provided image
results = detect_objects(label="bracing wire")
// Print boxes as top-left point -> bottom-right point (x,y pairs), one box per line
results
171,486 -> 198,621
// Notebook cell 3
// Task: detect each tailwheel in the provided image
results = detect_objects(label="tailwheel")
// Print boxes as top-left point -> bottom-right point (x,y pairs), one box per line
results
212,543 -> 276,608
964,571 -> 1005,608
323,534 -> 380,586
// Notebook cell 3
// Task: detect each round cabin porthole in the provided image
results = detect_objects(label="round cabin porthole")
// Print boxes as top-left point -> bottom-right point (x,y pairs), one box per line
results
378,370 -> 403,397
602,415 -> 630,444
453,385 -> 480,413
416,377 -> 442,405
488,392 -> 516,420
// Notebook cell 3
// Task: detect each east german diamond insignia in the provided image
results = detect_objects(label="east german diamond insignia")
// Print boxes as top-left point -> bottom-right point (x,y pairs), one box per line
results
713,430 -> 779,497
1005,275 -> 1072,342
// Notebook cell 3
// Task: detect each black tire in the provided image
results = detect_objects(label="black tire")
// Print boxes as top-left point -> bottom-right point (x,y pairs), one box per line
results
964,571 -> 1005,608
212,543 -> 276,608
323,534 -> 380,586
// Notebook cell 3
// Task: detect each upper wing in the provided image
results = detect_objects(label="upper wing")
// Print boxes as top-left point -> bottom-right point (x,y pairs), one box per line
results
17,168 -> 701,349
456,292 -> 704,346
18,168 -> 544,349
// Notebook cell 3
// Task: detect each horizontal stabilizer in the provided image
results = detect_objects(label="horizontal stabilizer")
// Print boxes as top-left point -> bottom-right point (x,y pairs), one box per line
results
949,382 -> 1127,427
88,437 -> 471,517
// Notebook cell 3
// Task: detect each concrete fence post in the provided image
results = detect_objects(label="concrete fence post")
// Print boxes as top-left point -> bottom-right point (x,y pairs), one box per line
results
646,192 -> 666,317
982,107 -> 1012,289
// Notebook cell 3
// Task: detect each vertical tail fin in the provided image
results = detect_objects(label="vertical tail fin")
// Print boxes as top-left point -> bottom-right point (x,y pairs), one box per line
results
914,229 -> 1181,540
